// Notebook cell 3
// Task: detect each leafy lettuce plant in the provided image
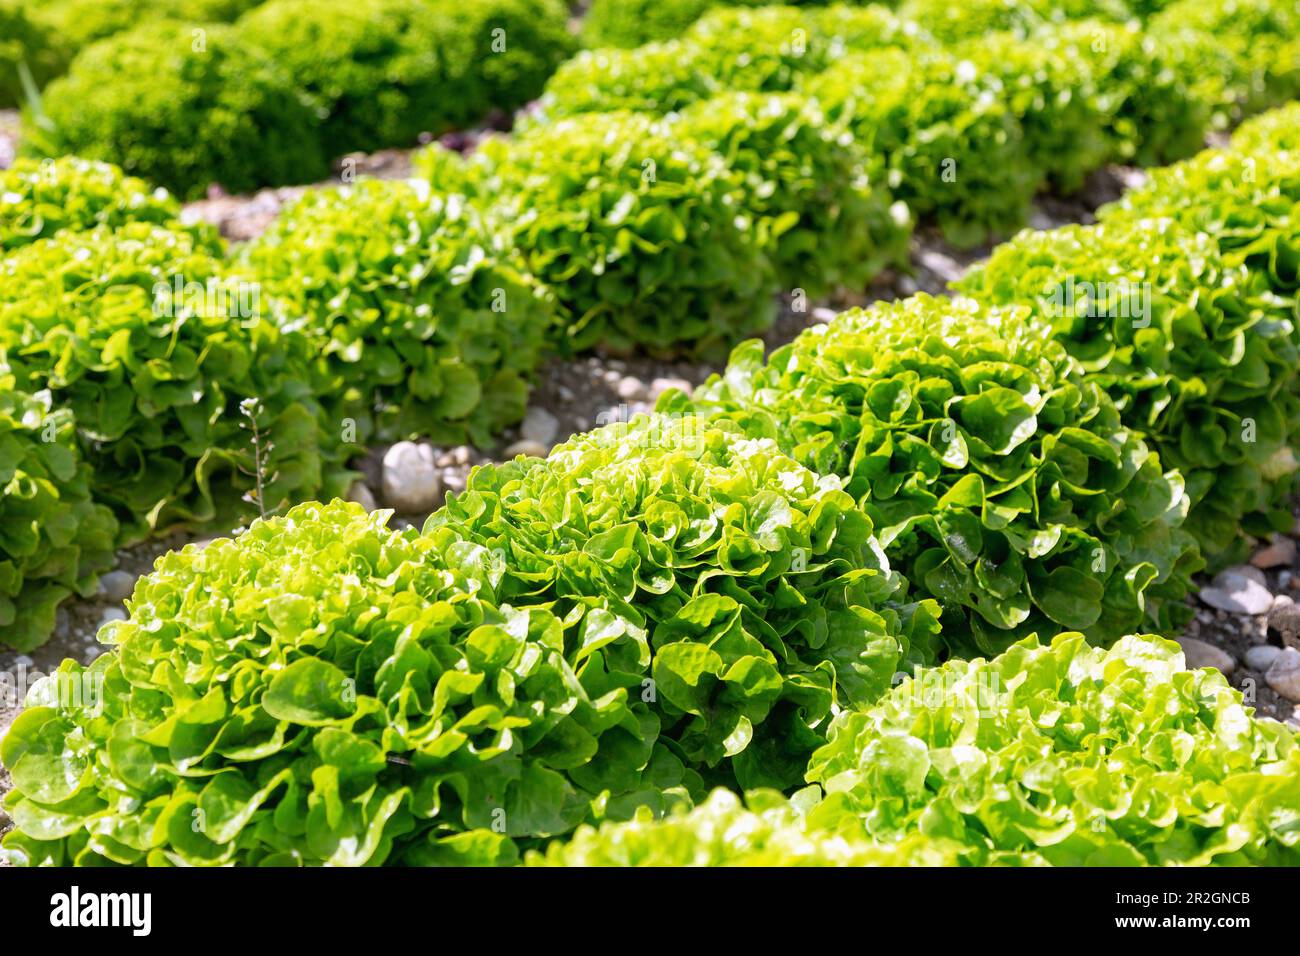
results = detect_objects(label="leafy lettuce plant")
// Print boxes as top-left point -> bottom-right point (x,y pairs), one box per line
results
25,22 -> 329,200
526,787 -> 960,866
1149,0 -> 1300,123
237,0 -> 574,156
0,383 -> 118,652
0,0 -> 67,108
581,0 -> 766,48
1232,102 -> 1300,154
679,4 -> 922,95
240,178 -> 554,447
805,632 -> 1300,866
958,217 -> 1300,562
0,500 -> 630,866
535,42 -> 723,120
1039,20 -> 1213,168
0,223 -> 343,539
537,5 -> 920,121
949,30 -> 1110,194
0,156 -> 217,254
896,0 -> 1132,42
659,295 -> 1199,658
2,0 -> 264,106
672,91 -> 911,297
800,47 -> 1036,247
1098,144 -> 1300,296
469,111 -> 776,357
429,413 -> 941,791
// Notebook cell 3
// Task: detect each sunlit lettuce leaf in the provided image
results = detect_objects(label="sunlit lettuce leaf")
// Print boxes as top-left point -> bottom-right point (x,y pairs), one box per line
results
241,177 -> 554,448
429,413 -> 940,791
959,215 -> 1299,563
806,632 -> 1300,866
661,295 -> 1199,658
0,222 -> 348,539
527,787 -> 962,866
0,156 -> 218,254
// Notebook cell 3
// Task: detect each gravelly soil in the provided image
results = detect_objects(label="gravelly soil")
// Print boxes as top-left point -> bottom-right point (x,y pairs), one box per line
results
2,130 -> 1295,851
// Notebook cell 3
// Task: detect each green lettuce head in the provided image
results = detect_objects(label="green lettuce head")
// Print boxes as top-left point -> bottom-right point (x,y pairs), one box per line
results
0,222 -> 344,539
472,111 -> 776,358
0,384 -> 118,652
430,413 -> 941,791
806,632 -> 1300,866
959,216 -> 1300,562
241,177 -> 554,448
660,295 -> 1199,658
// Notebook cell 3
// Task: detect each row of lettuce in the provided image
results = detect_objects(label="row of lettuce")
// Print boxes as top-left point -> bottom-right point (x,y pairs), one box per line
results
2,104 -> 1299,865
5,0 -> 575,199
0,0 -> 1294,651
536,0 -> 1299,246
7,0 -> 1299,210
580,0 -> 1174,48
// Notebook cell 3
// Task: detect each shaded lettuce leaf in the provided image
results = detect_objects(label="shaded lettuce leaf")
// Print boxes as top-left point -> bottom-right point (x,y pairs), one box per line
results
0,383 -> 118,651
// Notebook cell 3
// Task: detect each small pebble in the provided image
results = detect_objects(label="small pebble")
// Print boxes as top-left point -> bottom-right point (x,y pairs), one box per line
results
650,377 -> 693,399
1251,535 -> 1296,570
1174,636 -> 1235,674
1268,594 -> 1300,647
345,481 -> 378,512
381,441 -> 442,514
14,654 -> 33,669
1245,644 -> 1283,672
96,569 -> 137,603
99,607 -> 128,628
1265,648 -> 1300,702
1199,566 -> 1274,615
616,376 -> 646,401
521,407 -> 560,446
441,470 -> 468,495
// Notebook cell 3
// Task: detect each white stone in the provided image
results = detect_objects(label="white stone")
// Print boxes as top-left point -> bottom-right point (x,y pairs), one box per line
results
381,441 -> 442,514
521,407 -> 560,447
1199,566 -> 1274,616
1245,644 -> 1283,672
1174,636 -> 1235,674
345,481 -> 377,512
99,606 -> 128,628
616,376 -> 646,401
1265,648 -> 1300,702
96,569 -> 137,603
650,377 -> 693,399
